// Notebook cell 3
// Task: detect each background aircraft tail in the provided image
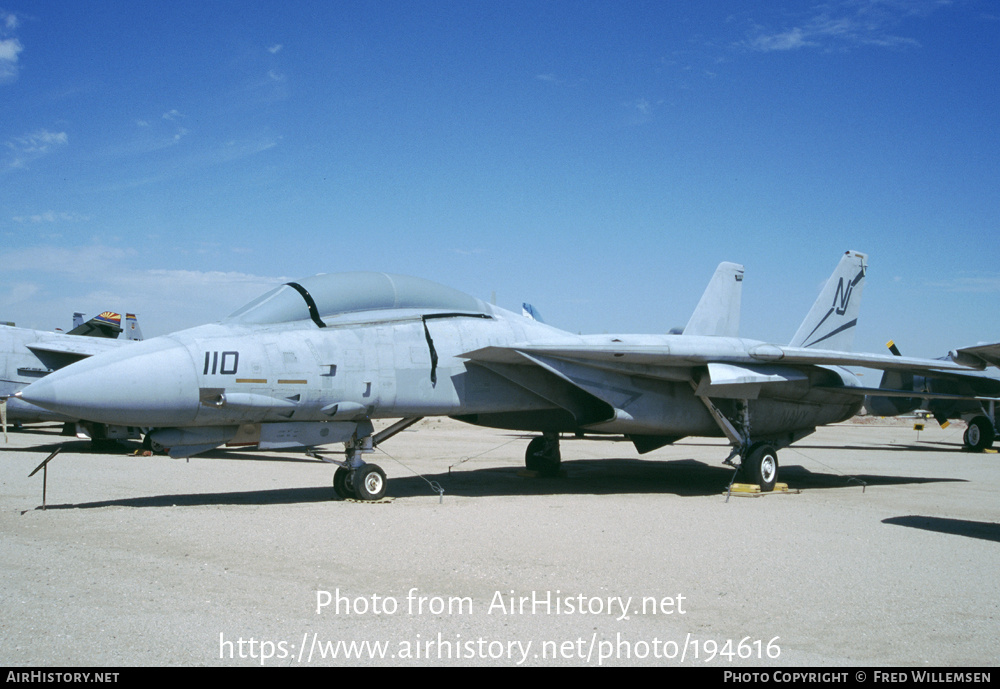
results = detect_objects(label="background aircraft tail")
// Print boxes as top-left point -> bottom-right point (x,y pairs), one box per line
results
67,312 -> 124,338
682,261 -> 744,337
64,311 -> 143,340
125,313 -> 143,341
522,303 -> 544,323
788,250 -> 867,350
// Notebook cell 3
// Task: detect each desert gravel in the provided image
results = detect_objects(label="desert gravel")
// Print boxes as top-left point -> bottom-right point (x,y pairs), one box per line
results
1,418 -> 997,667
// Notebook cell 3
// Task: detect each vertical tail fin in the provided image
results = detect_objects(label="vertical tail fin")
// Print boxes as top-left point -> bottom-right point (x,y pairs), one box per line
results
125,313 -> 143,341
683,262 -> 744,337
521,303 -> 544,323
67,311 -> 123,338
789,250 -> 867,350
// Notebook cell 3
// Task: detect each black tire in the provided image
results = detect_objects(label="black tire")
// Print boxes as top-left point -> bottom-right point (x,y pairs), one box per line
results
525,436 -> 561,477
741,443 -> 779,492
142,434 -> 166,454
333,467 -> 355,499
963,416 -> 995,452
352,464 -> 387,501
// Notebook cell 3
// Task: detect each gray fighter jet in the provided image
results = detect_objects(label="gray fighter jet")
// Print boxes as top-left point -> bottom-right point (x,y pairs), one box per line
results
19,251 -> 983,500
1,312 -> 143,434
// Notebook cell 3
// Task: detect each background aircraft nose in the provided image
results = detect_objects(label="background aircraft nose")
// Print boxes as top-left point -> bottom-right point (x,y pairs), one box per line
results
20,336 -> 202,427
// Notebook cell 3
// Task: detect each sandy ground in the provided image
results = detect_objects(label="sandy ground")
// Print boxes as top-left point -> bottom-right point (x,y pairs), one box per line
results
1,417 -> 997,667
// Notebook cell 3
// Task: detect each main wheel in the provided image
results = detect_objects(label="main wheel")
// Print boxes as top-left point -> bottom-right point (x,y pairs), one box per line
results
333,467 -> 355,499
525,436 -> 561,477
741,443 -> 779,492
353,464 -> 387,501
963,416 -> 995,452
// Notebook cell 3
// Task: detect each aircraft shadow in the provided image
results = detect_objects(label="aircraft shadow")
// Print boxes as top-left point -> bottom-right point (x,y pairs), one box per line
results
1,440 -> 92,455
36,486 -> 337,510
882,515 -> 1000,543
386,459 -> 964,499
3,440 -> 328,464
32,457 -> 965,510
789,441 -> 969,454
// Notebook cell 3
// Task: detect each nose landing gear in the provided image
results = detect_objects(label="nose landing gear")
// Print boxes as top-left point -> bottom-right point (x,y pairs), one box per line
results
322,417 -> 423,502
334,463 -> 387,501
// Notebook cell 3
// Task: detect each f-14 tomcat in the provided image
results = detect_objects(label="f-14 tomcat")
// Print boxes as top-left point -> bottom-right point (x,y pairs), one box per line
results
19,251 -> 985,501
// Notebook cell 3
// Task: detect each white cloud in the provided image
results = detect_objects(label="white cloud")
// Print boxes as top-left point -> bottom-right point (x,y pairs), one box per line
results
0,245 -> 136,275
0,36 -> 21,61
749,27 -> 813,52
623,98 -> 662,126
0,12 -> 22,82
744,1 -> 937,53
20,130 -> 67,149
0,245 -> 290,335
4,130 -> 69,169
268,43 -> 283,54
926,275 -> 1000,293
12,211 -> 89,224
0,37 -> 23,82
0,282 -> 40,311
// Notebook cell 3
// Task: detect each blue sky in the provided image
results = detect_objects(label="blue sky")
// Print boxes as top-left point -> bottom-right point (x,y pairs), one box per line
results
1,1 -> 997,358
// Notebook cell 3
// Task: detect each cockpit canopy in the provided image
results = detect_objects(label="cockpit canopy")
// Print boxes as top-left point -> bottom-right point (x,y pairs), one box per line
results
226,272 -> 490,326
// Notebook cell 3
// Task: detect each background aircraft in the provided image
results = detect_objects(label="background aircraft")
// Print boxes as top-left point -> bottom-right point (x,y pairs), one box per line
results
0,312 -> 143,435
866,340 -> 1000,451
19,252 -> 984,501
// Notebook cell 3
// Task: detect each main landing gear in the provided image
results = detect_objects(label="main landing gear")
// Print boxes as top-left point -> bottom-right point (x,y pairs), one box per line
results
693,390 -> 796,493
963,414 -> 996,453
736,442 -> 779,492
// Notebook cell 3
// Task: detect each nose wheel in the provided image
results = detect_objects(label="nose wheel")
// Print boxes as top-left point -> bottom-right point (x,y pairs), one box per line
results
333,464 -> 387,501
333,467 -> 355,499
353,464 -> 387,500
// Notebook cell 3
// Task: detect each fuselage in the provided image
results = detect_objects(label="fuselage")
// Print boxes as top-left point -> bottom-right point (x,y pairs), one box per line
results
19,303 -> 862,442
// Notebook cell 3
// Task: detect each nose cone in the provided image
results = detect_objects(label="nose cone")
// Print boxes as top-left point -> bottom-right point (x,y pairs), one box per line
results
20,336 -> 201,426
